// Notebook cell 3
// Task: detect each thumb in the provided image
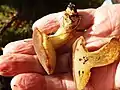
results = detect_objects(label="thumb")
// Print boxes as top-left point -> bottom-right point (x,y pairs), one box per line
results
77,8 -> 95,30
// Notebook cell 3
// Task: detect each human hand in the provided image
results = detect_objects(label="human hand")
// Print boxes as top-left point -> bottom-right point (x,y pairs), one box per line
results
1,4 -> 120,90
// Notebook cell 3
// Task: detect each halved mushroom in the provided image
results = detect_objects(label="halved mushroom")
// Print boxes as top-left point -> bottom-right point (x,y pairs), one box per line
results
33,28 -> 56,75
72,36 -> 120,90
32,3 -> 81,75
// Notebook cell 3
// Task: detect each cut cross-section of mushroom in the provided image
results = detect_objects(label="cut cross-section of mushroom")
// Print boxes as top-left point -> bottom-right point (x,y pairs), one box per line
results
72,36 -> 120,90
32,3 -> 82,75
33,28 -> 56,75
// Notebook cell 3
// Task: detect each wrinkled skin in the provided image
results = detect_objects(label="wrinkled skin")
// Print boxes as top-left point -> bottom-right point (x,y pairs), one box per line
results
1,4 -> 120,90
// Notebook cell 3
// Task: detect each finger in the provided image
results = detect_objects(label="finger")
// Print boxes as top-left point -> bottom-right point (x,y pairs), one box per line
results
55,53 -> 71,73
10,73 -> 76,90
85,37 -> 112,51
88,61 -> 119,90
77,9 -> 95,30
84,4 -> 120,43
11,73 -> 46,90
32,9 -> 95,34
0,53 -> 71,76
115,61 -> 120,89
32,12 -> 63,34
3,39 -> 36,55
0,54 -> 45,76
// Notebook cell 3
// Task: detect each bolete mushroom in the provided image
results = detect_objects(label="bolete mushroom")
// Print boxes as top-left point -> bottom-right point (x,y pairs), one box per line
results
72,36 -> 120,90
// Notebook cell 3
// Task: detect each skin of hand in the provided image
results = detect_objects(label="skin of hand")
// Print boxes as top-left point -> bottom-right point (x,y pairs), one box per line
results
1,4 -> 120,90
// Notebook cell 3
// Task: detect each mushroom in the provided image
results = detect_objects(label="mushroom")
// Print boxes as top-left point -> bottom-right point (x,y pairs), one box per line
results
32,3 -> 81,75
72,36 -> 120,90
